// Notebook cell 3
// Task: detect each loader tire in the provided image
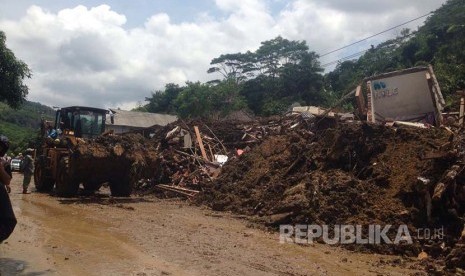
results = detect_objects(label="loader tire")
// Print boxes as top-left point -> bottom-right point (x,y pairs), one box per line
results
55,157 -> 79,197
34,157 -> 54,192
109,176 -> 133,197
83,181 -> 102,192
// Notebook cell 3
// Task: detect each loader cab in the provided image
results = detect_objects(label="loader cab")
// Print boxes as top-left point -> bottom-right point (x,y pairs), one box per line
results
55,106 -> 108,139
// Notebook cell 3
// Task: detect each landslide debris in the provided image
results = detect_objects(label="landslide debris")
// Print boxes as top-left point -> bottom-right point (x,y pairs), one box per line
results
137,117 -> 306,193
198,122 -> 465,265
128,116 -> 465,272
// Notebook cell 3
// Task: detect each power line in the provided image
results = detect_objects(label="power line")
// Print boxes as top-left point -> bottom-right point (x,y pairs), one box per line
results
319,12 -> 433,57
321,30 -> 418,68
321,49 -> 368,67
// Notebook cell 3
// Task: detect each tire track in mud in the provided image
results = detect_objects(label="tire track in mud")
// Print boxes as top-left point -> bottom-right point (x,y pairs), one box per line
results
4,177 -> 191,276
2,173 -> 423,275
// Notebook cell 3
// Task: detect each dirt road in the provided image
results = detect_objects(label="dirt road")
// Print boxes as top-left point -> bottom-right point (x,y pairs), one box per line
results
0,173 -> 421,275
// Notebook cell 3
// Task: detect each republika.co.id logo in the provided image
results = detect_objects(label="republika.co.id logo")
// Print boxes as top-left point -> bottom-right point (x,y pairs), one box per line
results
279,224 -> 444,245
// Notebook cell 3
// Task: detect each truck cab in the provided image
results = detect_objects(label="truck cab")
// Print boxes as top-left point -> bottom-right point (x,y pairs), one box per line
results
55,106 -> 108,139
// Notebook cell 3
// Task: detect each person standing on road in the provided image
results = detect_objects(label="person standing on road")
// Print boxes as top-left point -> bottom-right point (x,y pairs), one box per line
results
0,135 -> 17,242
21,148 -> 34,194
0,139 -> 12,193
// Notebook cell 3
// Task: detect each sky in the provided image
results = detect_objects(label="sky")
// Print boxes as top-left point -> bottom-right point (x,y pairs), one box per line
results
0,0 -> 448,110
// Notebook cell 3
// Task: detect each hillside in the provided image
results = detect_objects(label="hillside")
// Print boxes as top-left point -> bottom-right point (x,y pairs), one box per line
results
326,0 -> 465,105
0,101 -> 55,155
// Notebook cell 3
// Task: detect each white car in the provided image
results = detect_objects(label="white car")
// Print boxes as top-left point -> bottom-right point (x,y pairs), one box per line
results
10,159 -> 22,172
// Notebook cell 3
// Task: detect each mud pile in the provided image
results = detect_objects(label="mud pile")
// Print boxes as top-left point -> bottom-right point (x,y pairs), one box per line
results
72,134 -> 160,182
198,123 -> 465,264
122,116 -> 464,270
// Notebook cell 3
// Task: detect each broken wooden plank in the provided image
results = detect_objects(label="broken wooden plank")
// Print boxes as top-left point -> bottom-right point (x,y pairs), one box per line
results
393,121 -> 428,128
432,182 -> 446,202
203,123 -> 228,155
283,155 -> 304,176
429,65 -> 445,106
175,150 -> 220,168
441,126 -> 455,135
355,85 -> 366,116
366,81 -> 374,123
158,184 -> 199,193
460,97 -> 464,126
207,143 -> 215,162
421,151 -> 457,160
194,126 -> 209,161
155,184 -> 199,198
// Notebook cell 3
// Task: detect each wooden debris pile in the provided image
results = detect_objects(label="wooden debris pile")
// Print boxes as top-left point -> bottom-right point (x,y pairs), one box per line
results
138,121 -> 230,198
414,130 -> 465,271
136,114 -> 325,198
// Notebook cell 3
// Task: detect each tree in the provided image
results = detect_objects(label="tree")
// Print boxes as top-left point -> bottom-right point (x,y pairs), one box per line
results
207,52 -> 256,84
255,36 -> 310,78
209,79 -> 247,116
208,36 -> 317,82
279,51 -> 325,103
240,75 -> 269,115
139,83 -> 184,114
324,0 -> 465,104
323,27 -> 423,101
418,0 -> 465,96
0,31 -> 31,108
174,80 -> 247,119
174,82 -> 213,118
207,36 -> 326,115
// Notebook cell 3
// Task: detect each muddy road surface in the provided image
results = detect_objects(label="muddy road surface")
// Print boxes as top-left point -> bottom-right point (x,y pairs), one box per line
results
0,173 -> 420,275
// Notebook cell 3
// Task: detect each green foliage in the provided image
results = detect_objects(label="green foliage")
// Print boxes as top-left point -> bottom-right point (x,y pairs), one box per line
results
209,79 -> 247,116
0,31 -> 32,109
174,82 -> 213,118
141,0 -> 465,118
209,36 -> 326,115
325,0 -> 465,102
0,101 -> 54,155
136,83 -> 183,114
139,79 -> 248,119
255,36 -> 310,78
261,99 -> 289,116
278,51 -> 325,103
172,80 -> 247,119
0,122 -> 35,156
426,1 -> 465,94
0,31 -> 50,155
208,52 -> 256,83
142,36 -> 328,117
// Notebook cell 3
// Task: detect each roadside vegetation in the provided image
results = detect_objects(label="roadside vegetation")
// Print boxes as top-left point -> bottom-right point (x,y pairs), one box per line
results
0,101 -> 54,155
137,0 -> 464,117
1,0 -> 464,151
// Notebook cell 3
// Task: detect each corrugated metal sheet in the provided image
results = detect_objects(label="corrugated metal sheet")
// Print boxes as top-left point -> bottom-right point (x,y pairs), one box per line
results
107,109 -> 177,128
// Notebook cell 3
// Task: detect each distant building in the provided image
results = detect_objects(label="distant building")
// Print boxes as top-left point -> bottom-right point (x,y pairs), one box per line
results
106,109 -> 177,136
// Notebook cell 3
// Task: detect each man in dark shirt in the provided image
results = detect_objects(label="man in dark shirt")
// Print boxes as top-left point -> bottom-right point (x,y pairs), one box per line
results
0,135 -> 17,242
